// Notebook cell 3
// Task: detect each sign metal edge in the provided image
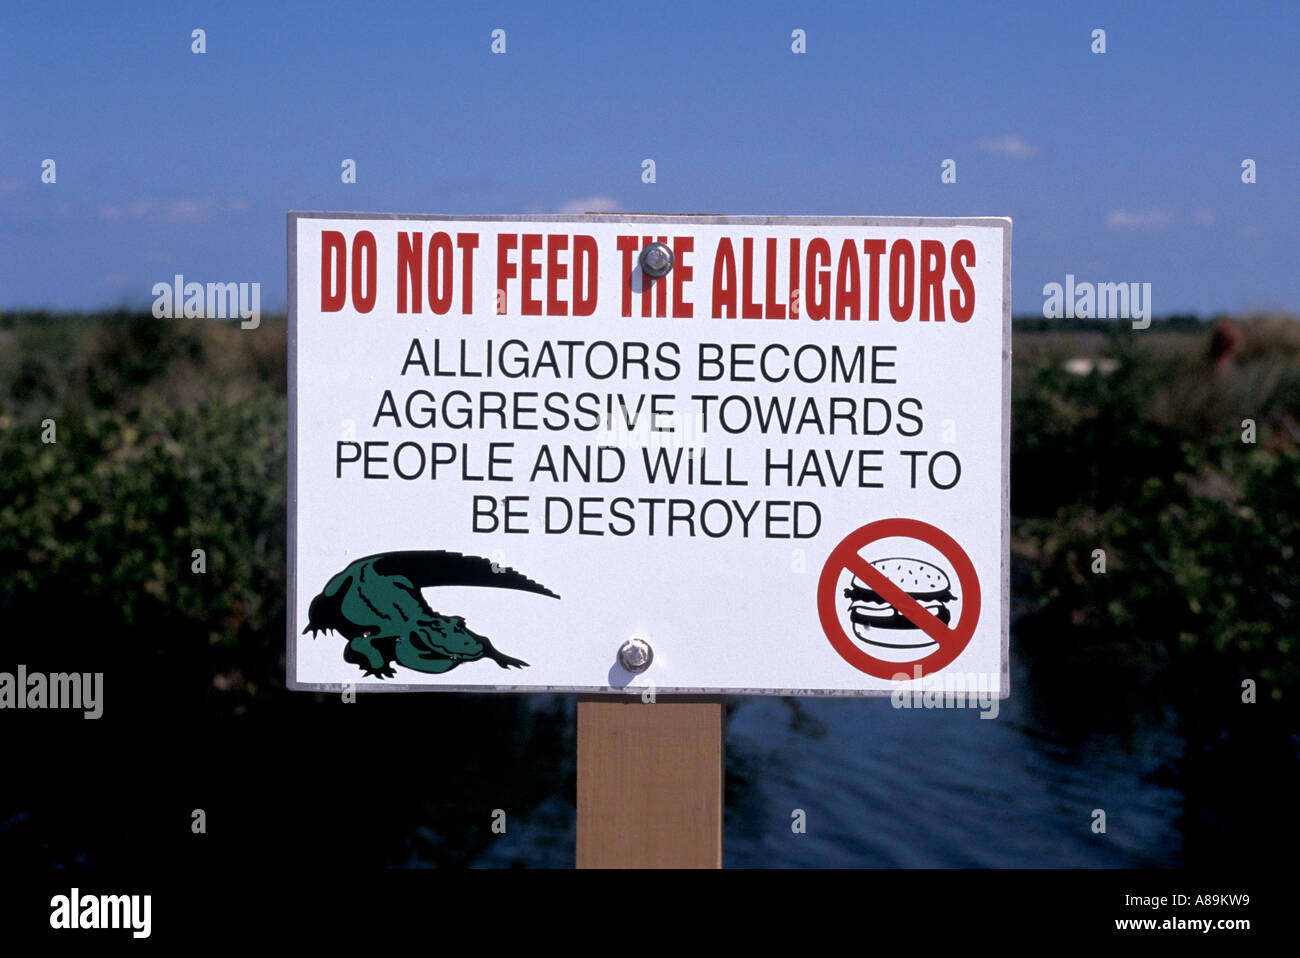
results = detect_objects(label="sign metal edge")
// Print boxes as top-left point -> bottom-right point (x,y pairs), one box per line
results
285,212 -> 1012,697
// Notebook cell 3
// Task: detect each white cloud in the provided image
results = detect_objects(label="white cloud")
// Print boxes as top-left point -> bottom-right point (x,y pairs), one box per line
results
1105,209 -> 1171,229
974,134 -> 1040,158
556,195 -> 621,214
98,198 -> 250,223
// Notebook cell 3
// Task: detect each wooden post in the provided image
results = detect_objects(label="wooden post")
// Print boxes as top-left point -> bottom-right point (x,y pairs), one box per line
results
576,695 -> 723,868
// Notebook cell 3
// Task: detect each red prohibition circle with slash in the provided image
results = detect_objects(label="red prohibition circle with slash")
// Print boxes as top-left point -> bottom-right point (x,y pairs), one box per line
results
817,517 -> 981,680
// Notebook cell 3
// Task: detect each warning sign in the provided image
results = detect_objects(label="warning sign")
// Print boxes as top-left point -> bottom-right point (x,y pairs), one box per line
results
287,213 -> 1010,696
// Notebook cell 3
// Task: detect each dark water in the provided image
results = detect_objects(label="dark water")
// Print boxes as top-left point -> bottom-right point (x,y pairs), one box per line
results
3,625 -> 1290,870
720,654 -> 1184,868
472,639 -> 1201,868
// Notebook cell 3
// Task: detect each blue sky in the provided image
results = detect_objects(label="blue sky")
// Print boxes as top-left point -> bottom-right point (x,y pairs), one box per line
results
3,0 -> 1297,315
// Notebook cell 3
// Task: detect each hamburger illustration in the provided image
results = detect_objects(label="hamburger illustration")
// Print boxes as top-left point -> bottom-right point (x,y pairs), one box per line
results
843,557 -> 957,650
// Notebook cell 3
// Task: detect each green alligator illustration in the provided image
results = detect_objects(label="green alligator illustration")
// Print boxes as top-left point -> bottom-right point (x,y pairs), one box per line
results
303,550 -> 558,678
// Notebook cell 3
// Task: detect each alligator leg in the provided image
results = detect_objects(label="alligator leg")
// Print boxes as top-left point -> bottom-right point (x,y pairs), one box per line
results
480,637 -> 529,669
344,633 -> 397,679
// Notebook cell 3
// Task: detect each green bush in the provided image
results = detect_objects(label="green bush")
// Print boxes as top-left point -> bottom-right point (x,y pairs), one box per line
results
0,313 -> 286,710
1012,325 -> 1300,702
0,394 -> 285,636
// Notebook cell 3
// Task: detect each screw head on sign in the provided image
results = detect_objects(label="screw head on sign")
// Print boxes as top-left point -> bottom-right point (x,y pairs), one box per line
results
639,242 -> 674,278
618,638 -> 654,673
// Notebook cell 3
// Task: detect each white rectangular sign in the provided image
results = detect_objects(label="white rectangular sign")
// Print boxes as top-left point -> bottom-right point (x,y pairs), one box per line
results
287,213 -> 1010,696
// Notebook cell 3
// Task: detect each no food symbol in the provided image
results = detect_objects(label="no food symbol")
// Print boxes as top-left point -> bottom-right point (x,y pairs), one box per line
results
817,518 -> 981,680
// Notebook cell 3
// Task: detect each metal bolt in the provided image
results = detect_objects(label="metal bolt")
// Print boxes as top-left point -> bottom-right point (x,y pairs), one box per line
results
639,242 -> 674,278
618,637 -> 654,673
